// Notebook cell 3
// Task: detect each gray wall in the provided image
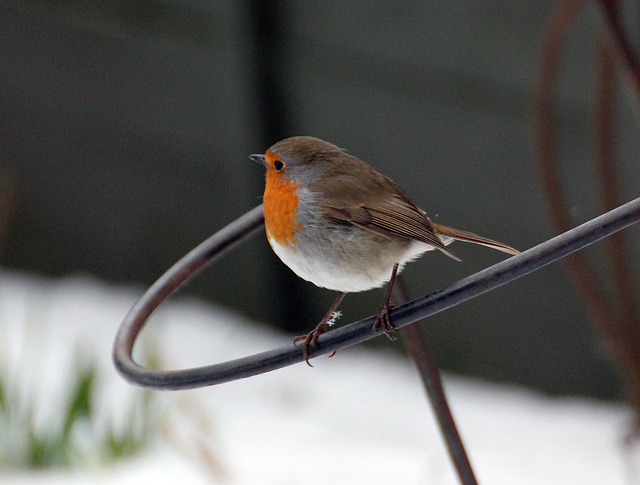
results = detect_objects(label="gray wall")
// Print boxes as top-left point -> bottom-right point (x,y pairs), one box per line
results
1,1 -> 639,399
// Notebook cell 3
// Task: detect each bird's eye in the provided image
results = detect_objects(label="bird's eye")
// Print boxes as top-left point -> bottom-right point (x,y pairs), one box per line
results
273,160 -> 284,171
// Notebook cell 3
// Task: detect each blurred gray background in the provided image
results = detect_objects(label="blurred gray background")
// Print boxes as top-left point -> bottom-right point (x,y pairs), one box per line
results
1,1 -> 639,400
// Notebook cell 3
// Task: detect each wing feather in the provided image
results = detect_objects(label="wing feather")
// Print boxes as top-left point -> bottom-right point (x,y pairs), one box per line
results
323,194 -> 460,260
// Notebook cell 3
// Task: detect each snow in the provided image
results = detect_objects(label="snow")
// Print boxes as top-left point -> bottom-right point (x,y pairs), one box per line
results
0,270 -> 635,484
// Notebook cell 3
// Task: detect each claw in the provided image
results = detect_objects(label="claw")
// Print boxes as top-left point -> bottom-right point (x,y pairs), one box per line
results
372,300 -> 397,341
294,292 -> 346,366
294,329 -> 324,366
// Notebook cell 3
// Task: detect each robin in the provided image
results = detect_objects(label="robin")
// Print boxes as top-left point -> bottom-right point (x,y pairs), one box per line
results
250,136 -> 518,364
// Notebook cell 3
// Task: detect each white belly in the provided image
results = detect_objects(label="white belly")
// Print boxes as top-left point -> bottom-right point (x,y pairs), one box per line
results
268,236 -> 433,293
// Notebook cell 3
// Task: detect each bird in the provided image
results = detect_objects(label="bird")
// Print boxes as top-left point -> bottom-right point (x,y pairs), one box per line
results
250,136 -> 518,364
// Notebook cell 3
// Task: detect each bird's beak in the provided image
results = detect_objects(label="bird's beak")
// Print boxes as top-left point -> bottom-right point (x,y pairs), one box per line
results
249,154 -> 267,166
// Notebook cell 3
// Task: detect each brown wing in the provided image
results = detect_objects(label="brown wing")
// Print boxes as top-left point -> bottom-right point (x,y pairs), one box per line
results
317,170 -> 460,261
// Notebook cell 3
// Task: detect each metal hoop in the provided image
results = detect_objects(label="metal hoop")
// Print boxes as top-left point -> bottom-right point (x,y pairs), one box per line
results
112,198 -> 640,390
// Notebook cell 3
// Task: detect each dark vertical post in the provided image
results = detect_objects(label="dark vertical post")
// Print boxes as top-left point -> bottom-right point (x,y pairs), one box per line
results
393,278 -> 478,485
247,1 -> 313,332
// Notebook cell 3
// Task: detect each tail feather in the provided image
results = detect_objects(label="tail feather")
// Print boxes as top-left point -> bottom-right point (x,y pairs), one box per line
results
432,222 -> 519,256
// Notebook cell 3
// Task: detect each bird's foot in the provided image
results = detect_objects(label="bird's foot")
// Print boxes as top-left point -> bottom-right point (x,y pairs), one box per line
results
294,323 -> 327,367
372,300 -> 397,341
294,292 -> 346,366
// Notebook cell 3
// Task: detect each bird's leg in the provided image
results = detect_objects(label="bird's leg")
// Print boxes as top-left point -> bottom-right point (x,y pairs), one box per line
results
294,291 -> 346,366
372,263 -> 399,340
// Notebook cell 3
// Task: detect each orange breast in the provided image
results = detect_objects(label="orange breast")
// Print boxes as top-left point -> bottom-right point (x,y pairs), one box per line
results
263,171 -> 300,246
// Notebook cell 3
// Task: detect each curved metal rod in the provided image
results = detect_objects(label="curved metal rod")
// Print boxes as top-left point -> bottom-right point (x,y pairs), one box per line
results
113,197 -> 640,390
